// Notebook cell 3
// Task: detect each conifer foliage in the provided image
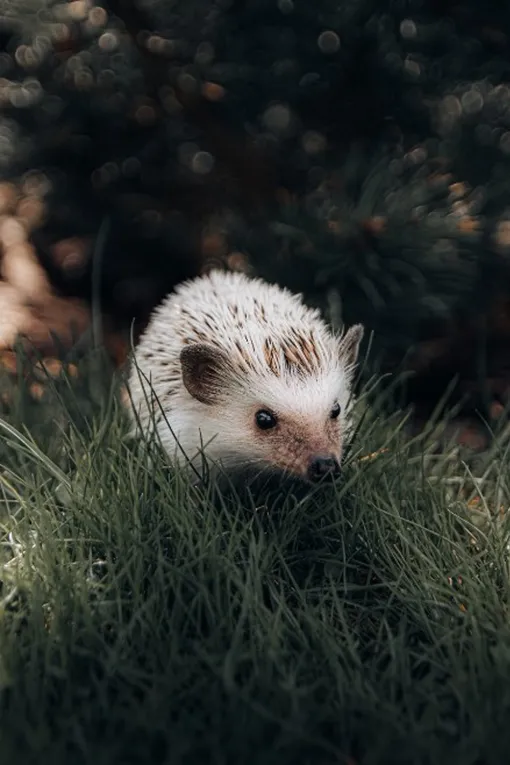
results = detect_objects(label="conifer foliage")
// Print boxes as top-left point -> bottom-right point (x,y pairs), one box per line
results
0,0 -> 509,404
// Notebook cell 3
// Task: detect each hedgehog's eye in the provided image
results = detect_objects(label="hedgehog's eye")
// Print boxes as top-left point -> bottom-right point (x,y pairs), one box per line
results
330,402 -> 341,419
255,409 -> 278,430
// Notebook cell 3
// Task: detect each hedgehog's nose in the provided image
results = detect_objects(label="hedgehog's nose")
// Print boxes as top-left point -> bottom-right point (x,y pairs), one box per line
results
307,455 -> 340,482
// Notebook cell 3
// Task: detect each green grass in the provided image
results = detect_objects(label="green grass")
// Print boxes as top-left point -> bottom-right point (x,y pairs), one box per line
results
0,357 -> 510,764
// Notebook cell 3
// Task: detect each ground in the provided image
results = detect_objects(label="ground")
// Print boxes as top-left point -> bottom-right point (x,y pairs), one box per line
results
0,358 -> 509,765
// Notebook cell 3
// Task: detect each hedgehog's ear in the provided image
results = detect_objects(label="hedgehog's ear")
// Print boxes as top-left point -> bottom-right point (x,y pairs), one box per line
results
338,324 -> 364,368
180,343 -> 233,405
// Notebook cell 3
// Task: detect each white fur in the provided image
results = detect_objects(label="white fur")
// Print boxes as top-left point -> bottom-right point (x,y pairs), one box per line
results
127,269 -> 360,475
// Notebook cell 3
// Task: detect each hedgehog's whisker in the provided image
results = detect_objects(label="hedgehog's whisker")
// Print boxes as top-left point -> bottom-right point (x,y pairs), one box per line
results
220,456 -> 276,484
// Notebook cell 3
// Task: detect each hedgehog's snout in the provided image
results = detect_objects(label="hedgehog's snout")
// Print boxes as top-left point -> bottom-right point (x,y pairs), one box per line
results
306,454 -> 341,482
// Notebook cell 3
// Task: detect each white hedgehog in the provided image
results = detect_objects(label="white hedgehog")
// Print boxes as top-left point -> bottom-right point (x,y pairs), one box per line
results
127,269 -> 364,483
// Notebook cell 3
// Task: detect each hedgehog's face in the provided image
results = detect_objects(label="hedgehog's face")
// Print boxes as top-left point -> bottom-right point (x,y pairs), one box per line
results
246,398 -> 345,482
180,324 -> 364,483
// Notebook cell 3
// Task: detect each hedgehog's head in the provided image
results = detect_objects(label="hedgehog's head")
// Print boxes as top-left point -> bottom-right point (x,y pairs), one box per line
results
179,323 -> 364,482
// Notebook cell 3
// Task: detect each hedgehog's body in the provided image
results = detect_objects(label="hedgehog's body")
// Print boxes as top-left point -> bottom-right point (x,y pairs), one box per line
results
128,269 -> 364,482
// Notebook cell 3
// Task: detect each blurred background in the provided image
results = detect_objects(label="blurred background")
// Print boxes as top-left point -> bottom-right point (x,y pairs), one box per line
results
0,0 -> 509,441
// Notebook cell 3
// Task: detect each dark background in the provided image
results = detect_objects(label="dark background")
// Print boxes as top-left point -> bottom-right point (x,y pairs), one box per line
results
1,0 -> 510,422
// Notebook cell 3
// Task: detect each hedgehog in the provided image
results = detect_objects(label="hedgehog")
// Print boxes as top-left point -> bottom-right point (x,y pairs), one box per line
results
127,269 -> 364,483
